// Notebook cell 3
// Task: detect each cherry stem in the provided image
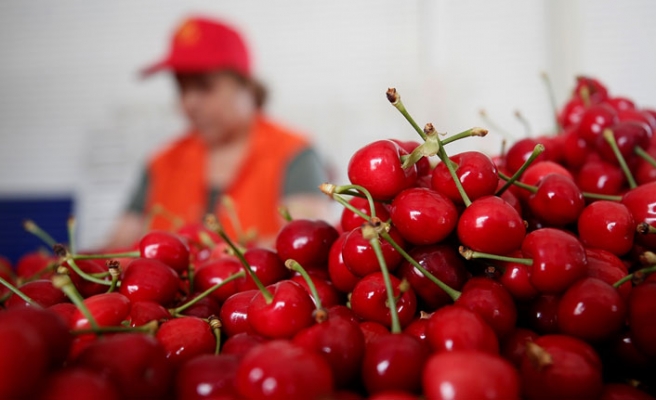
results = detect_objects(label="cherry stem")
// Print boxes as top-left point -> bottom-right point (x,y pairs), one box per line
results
285,259 -> 328,322
459,246 -> 533,266
209,316 -> 222,355
0,276 -> 40,307
514,110 -> 532,137
496,144 -> 545,196
52,273 -> 100,330
64,257 -> 113,286
205,215 -> 273,303
579,85 -> 591,108
637,222 -> 656,235
106,261 -> 121,293
479,109 -> 514,140
23,220 -> 57,250
603,129 -> 637,189
170,270 -> 246,316
613,265 -> 656,288
71,320 -> 158,336
440,127 -> 489,146
436,144 -> 472,207
67,217 -> 77,256
221,196 -> 251,245
72,251 -> 140,260
498,172 -> 538,194
144,204 -> 184,233
541,72 -> 562,132
278,206 -> 293,222
581,192 -> 622,202
635,146 -> 656,169
334,184 -> 378,220
386,88 -> 427,141
380,231 -> 461,301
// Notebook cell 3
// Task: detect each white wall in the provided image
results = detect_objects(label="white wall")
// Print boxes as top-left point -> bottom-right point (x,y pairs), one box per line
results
0,0 -> 654,248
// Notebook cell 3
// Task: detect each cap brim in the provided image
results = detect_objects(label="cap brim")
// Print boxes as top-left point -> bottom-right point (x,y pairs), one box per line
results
139,59 -> 171,78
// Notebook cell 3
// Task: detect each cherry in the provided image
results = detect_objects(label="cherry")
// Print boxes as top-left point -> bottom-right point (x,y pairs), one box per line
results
520,334 -> 603,400
456,277 -> 517,339
15,251 -> 55,279
585,248 -> 631,300
221,332 -> 267,359
361,333 -> 428,395
600,383 -> 654,400
501,327 -> 540,367
562,128 -> 591,170
432,151 -> 499,205
175,354 -> 240,399
35,368 -> 120,400
127,300 -> 171,327
527,173 -> 585,227
275,219 -> 339,268
422,351 -> 521,400
595,121 -> 652,166
521,228 -> 588,293
557,277 -> 626,342
618,108 -> 656,130
636,143 -> 656,184
498,250 -> 539,301
396,244 -> 469,310
521,160 -> 574,190
505,138 -> 549,175
609,331 -> 652,375
176,293 -> 221,319
457,196 -> 526,255
64,259 -> 110,298
194,257 -> 242,303
573,76 -> 609,104
48,302 -> 78,327
390,187 -> 458,245
155,316 -> 216,367
578,201 -> 635,256
293,315 -> 366,388
360,321 -> 390,344
392,138 -> 431,177
235,340 -> 334,399
577,103 -> 618,144
525,294 -> 560,334
5,279 -> 67,308
403,314 -> 430,344
328,233 -> 360,293
342,226 -> 405,277
559,97 -> 586,129
622,182 -> 656,250
328,304 -> 360,324
340,196 -> 390,233
219,289 -> 258,337
291,273 -> 342,308
120,258 -> 180,305
238,248 -> 289,291
139,230 -> 190,273
628,281 -> 656,358
247,280 -> 315,338
75,332 -> 173,399
425,305 -> 499,354
576,158 -> 626,195
606,96 -> 636,112
368,391 -> 417,400
350,272 -> 417,329
348,139 -> 418,201
70,292 -> 131,330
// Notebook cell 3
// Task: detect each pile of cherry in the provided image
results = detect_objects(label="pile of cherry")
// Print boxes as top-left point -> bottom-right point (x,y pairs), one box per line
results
2,76 -> 656,400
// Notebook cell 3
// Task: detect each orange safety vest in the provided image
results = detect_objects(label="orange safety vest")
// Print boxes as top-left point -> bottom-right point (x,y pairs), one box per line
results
146,115 -> 309,239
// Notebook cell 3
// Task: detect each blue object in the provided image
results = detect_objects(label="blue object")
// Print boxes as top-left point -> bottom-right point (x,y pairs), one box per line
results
0,196 -> 73,266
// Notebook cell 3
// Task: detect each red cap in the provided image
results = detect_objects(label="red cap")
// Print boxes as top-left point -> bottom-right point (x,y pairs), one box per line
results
141,17 -> 251,77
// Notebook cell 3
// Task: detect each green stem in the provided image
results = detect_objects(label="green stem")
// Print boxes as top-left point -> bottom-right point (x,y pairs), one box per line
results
459,246 -> 533,266
71,320 -> 158,336
72,251 -> 140,260
603,129 -> 637,189
437,146 -> 472,206
581,192 -> 622,202
0,276 -> 40,307
613,265 -> 656,288
496,144 -> 545,196
65,258 -> 112,286
105,263 -> 120,293
209,316 -> 222,355
498,172 -> 538,194
479,109 -> 514,140
53,274 -> 99,330
441,127 -> 488,146
67,217 -> 77,256
386,88 -> 427,141
171,270 -> 245,316
285,259 -> 324,312
334,184 -> 378,220
278,206 -> 293,222
23,220 -> 57,249
331,193 -> 371,221
635,146 -> 656,169
540,72 -> 562,132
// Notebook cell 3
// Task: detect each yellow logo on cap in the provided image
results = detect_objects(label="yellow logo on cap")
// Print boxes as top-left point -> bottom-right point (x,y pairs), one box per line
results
174,19 -> 202,46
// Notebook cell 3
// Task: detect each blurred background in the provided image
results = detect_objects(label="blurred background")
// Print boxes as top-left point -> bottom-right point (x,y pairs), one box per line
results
0,0 -> 655,259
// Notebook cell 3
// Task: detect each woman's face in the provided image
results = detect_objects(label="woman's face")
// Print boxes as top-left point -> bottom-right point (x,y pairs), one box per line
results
175,71 -> 256,145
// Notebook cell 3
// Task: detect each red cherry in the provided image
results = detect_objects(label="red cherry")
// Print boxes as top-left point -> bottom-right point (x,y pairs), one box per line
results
15,252 -> 55,279
328,233 -> 360,293
559,97 -> 586,129
235,340 -> 334,399
403,315 -> 430,344
247,280 -> 315,339
528,174 -> 585,227
193,257 -> 242,303
595,121 -> 652,166
498,250 -> 539,301
576,158 -> 626,195
219,289 -> 258,337
139,230 -> 190,273
238,248 -> 289,291
64,259 -> 110,298
432,151 -> 499,205
348,139 -> 418,201
456,277 -> 517,339
573,76 -> 609,104
525,294 -> 560,334
425,305 -> 499,354
35,369 -> 120,400
176,293 -> 221,319
562,128 -> 590,170
505,138 -> 549,175
392,139 -> 431,177
636,143 -> 656,185
600,383 -> 655,400
340,197 -> 390,233
5,279 -> 67,308
156,316 -> 215,368
520,335 -> 603,400
75,333 -> 173,399
291,273 -> 342,308
275,219 -> 339,267
359,321 -> 390,344
127,300 -> 171,327
397,244 -> 469,310
361,333 -> 428,395
618,108 -> 656,130
622,182 -> 656,250
457,196 -> 526,255
221,332 -> 267,360
606,96 -> 636,112
518,160 -> 574,202
341,226 -> 405,277
48,302 -> 77,327
628,281 -> 656,358
422,351 -> 520,400
577,104 -> 618,144
120,258 -> 179,305
390,187 -> 458,245
70,292 -> 131,330
557,277 -> 626,342
578,201 -> 635,256
585,248 -> 631,301
175,354 -> 240,399
350,272 -> 417,329
501,328 -> 539,367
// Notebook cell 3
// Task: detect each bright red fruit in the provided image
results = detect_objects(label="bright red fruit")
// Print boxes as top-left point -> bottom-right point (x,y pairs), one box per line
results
576,159 -> 626,195
498,250 -> 539,301
350,272 -> 417,329
120,258 -> 179,305
219,290 -> 258,337
328,233 -> 360,293
139,230 -> 190,273
193,257 -> 242,303
70,292 -> 131,330
342,226 -> 405,277
175,354 -> 240,399
156,317 -> 216,367
5,279 -> 67,308
390,187 -> 458,245
577,104 -> 618,144
578,201 -> 635,256
431,151 -> 499,205
340,196 -> 390,232
425,305 -> 499,354
456,277 -> 517,339
275,219 -> 339,267
527,174 -> 585,227
247,280 -> 315,338
622,182 -> 656,250
35,369 -> 120,400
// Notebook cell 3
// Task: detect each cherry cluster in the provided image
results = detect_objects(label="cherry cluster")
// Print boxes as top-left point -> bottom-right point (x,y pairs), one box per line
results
1,76 -> 656,399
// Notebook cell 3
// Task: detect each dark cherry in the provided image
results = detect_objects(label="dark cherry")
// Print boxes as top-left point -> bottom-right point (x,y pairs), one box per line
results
350,272 -> 417,329
498,250 -> 539,301
219,289 -> 258,337
576,158 -> 626,195
139,230 -> 190,274
127,300 -> 171,327
600,383 -> 655,400
422,351 -> 520,400
5,279 -> 67,308
155,316 -> 215,368
70,292 -> 131,330
628,281 -> 656,358
595,121 -> 652,166
275,219 -> 339,267
291,273 -> 342,308
585,248 -> 631,300
175,354 -> 240,399
578,201 -> 635,256
577,103 -> 618,144
235,340 -> 334,399
425,305 -> 499,354
193,256 -> 242,303
65,259 -> 109,298
456,277 -> 517,339
340,196 -> 390,233
341,226 -> 405,277
528,173 -> 585,227
622,182 -> 656,250
220,332 -> 267,360
525,294 -> 560,334
120,258 -> 179,306
177,293 -> 221,319
359,321 -> 390,344
432,151 -> 499,205
501,327 -> 539,367
347,139 -> 418,201
390,187 -> 458,245
35,369 -> 120,400
361,333 -> 428,395
328,233 -> 360,293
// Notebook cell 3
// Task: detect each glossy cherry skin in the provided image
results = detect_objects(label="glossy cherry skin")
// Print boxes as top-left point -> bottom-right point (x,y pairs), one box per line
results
360,321 -> 390,344
397,244 -> 469,310
578,201 -> 635,256
5,279 -> 67,308
636,143 -> 656,185
70,292 -> 131,330
35,369 -> 120,400
457,196 -> 526,255
235,340 -> 334,400
557,277 -> 626,342
505,138 -> 549,176
348,139 -> 418,201
392,139 -> 431,177
562,128 -> 591,170
328,233 -> 360,293
403,315 -> 429,344
247,280 -> 315,339
342,226 -> 405,277
600,383 -> 655,400
576,158 -> 626,195
528,174 -> 585,227
340,196 -> 390,233
350,272 -> 417,329
64,259 -> 110,298
293,315 -> 366,388
193,256 -> 242,303
221,332 -> 267,360
175,354 -> 240,399
155,316 -> 215,368
15,251 -> 55,279
606,96 -> 635,112
595,121 -> 652,166
120,258 -> 180,306
139,230 -> 190,274
291,274 -> 342,308
577,103 -> 618,144
559,97 -> 586,129
501,328 -> 540,367
426,305 -> 499,354
456,277 -> 517,339
422,350 -> 521,400
622,182 -> 656,250
361,333 -> 428,395
519,160 -> 574,201
75,333 -> 173,399
521,228 -> 588,293
525,294 -> 560,334
275,219 -> 339,268
390,187 -> 458,245
585,248 -> 631,301
498,250 -> 539,301
432,151 -> 499,205
127,300 -> 171,327
628,282 -> 656,358
520,335 -> 603,400
238,248 -> 289,291
219,289 -> 258,337
573,76 -> 609,104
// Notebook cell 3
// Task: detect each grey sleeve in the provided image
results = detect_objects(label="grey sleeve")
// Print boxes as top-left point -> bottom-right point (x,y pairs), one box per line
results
125,167 -> 149,214
283,148 -> 328,196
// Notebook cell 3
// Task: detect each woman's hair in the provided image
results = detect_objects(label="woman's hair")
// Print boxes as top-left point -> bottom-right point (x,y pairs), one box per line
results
224,70 -> 267,110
